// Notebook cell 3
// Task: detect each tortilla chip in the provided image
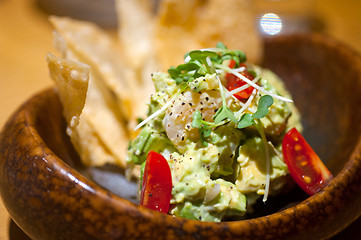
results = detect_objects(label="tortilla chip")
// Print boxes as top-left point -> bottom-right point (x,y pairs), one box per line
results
46,52 -> 89,128
48,17 -> 132,167
154,0 -> 205,69
155,0 -> 262,67
195,0 -> 262,63
47,51 -> 129,167
116,0 -> 162,126
69,115 -> 116,167
49,16 -> 137,122
77,73 -> 129,167
116,0 -> 157,70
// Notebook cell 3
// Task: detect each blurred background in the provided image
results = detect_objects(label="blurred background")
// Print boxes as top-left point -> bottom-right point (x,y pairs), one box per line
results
0,0 -> 360,239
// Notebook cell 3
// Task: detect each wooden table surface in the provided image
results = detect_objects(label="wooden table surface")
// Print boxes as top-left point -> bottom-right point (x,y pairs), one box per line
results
1,0 -> 361,239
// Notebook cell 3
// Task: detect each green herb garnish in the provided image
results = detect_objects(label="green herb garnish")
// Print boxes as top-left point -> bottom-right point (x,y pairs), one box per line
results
189,50 -> 219,74
252,95 -> 274,119
237,95 -> 274,129
168,62 -> 201,85
192,111 -> 213,146
213,105 -> 237,124
167,42 -> 247,85
236,94 -> 274,202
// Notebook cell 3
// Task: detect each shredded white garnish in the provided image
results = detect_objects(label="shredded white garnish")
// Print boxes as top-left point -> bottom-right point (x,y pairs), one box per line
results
263,149 -> 271,203
215,69 -> 223,74
229,68 -> 293,103
235,89 -> 257,117
260,131 -> 271,203
134,95 -> 176,131
215,64 -> 293,103
217,74 -> 226,102
206,57 -> 256,114
233,66 -> 246,72
268,141 -> 282,159
223,88 -> 256,113
206,57 -> 214,71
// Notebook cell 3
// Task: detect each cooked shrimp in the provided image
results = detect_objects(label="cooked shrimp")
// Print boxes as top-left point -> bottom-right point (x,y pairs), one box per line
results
163,90 -> 222,152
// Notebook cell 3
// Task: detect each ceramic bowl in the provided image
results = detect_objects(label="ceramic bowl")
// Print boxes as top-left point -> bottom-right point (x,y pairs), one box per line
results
1,33 -> 361,240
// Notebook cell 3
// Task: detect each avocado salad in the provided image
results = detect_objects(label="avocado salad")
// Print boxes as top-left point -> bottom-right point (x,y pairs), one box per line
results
127,43 -> 302,222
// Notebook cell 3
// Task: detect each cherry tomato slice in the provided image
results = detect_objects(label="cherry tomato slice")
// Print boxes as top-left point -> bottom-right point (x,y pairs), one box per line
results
225,60 -> 255,100
282,128 -> 333,195
140,151 -> 172,213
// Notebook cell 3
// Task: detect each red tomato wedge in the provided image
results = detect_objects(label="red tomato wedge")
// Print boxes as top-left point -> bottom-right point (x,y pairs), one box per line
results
225,59 -> 255,100
282,128 -> 333,195
140,151 -> 172,213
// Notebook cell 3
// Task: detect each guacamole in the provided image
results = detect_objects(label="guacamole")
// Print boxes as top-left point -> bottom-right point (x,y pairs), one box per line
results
127,44 -> 301,222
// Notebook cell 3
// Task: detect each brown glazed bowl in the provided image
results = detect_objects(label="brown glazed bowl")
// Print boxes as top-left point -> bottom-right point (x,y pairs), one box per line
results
1,33 -> 361,240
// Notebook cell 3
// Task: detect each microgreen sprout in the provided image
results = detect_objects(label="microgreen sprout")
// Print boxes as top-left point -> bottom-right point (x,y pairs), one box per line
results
236,95 -> 274,202
205,53 -> 238,125
199,42 -> 247,67
168,62 -> 201,85
237,95 -> 274,129
171,42 -> 247,85
252,95 -> 274,118
191,111 -> 214,146
189,50 -> 219,74
215,79 -> 238,125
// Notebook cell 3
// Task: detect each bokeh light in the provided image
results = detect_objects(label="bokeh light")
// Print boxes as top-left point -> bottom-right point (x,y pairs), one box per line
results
260,13 -> 283,35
